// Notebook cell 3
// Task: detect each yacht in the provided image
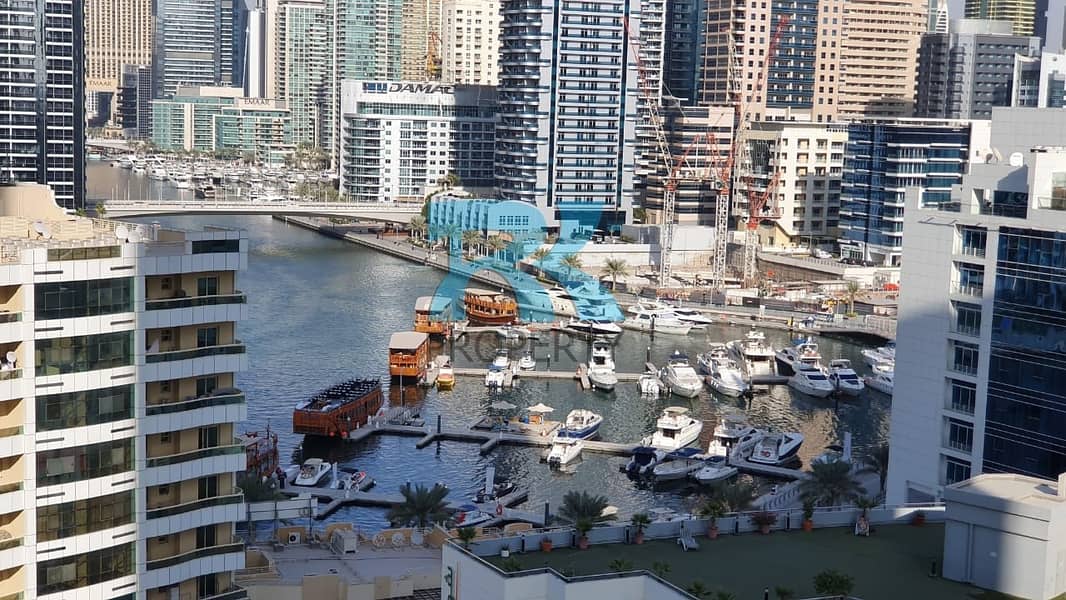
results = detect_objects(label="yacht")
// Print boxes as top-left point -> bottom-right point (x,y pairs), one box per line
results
861,340 -> 896,368
557,409 -> 603,440
775,338 -> 823,374
864,365 -> 894,395
638,370 -> 662,396
749,432 -> 805,465
671,307 -> 713,328
293,458 -> 332,486
546,287 -> 580,317
622,305 -> 692,335
626,298 -> 672,315
788,364 -> 835,398
698,345 -> 749,397
727,329 -> 777,376
587,338 -> 617,391
546,435 -> 584,466
491,349 -> 510,369
827,359 -> 864,396
453,508 -> 494,528
811,445 -> 850,466
565,317 -> 623,337
659,351 -> 703,398
484,365 -> 506,388
624,446 -> 668,477
642,406 -> 703,451
437,361 -> 455,390
696,343 -> 730,374
149,166 -> 168,180
517,352 -> 536,371
651,448 -> 709,481
707,414 -> 760,458
329,468 -> 373,492
690,455 -> 739,484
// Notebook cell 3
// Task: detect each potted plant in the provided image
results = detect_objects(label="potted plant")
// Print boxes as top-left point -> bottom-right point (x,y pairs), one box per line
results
456,526 -> 477,549
539,536 -> 553,552
749,511 -> 778,535
801,499 -> 815,532
911,510 -> 926,527
630,512 -> 651,545
700,499 -> 726,540
575,518 -> 593,550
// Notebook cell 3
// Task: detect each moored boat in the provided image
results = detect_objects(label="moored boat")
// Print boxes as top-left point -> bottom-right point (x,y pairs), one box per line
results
788,364 -> 835,398
464,288 -> 518,325
652,448 -> 709,481
642,406 -> 703,451
587,338 -> 617,392
388,331 -> 429,382
827,359 -> 864,396
776,338 -> 823,375
707,413 -> 760,458
690,455 -> 739,484
557,409 -> 603,440
748,432 -> 805,465
622,305 -> 692,335
414,296 -> 452,337
437,361 -> 455,390
294,458 -> 332,486
864,365 -> 894,395
517,351 -> 536,371
546,435 -> 584,466
728,328 -> 777,376
293,378 -> 384,438
659,351 -> 703,398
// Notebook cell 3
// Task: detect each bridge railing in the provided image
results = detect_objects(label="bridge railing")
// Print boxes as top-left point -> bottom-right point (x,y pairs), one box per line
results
103,199 -> 421,212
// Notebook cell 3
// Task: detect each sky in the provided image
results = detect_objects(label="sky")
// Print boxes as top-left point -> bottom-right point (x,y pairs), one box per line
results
947,0 -> 1065,51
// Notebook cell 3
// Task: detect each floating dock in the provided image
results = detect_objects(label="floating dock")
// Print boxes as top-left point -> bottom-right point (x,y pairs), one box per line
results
451,367 -> 641,382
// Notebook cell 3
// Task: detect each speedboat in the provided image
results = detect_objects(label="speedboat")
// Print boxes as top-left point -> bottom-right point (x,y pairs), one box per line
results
622,305 -> 692,335
294,458 -> 332,486
557,409 -> 603,440
566,318 -> 623,337
749,432 -> 805,465
776,338 -> 823,375
546,435 -> 584,466
624,446 -> 668,476
864,365 -> 894,395
728,328 -> 777,376
642,406 -> 703,451
811,444 -> 850,466
788,364 -> 835,398
659,351 -> 703,398
517,352 -> 536,371
497,325 -> 534,340
437,361 -> 455,390
639,371 -> 662,396
707,414 -> 761,458
690,455 -> 739,484
474,481 -> 517,504
453,506 -> 494,527
698,345 -> 749,397
652,448 -> 709,481
491,349 -> 510,369
827,359 -> 864,396
696,343 -> 730,374
672,307 -> 713,328
586,338 -> 617,392
484,365 -> 506,388
330,467 -> 373,491
861,340 -> 896,368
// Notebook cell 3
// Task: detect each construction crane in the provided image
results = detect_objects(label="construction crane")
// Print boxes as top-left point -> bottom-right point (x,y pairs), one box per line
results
426,31 -> 442,80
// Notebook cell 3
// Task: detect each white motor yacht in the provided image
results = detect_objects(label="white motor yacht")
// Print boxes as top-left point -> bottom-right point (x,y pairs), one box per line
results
587,338 -> 618,391
776,338 -> 824,374
864,365 -> 894,395
699,345 -> 749,397
624,446 -> 668,476
690,455 -> 739,484
622,305 -> 692,335
727,328 -> 777,376
827,359 -> 864,396
453,509 -> 494,528
749,432 -> 805,465
659,351 -> 703,398
642,406 -> 703,451
484,366 -> 506,388
788,364 -> 835,398
149,166 -> 168,180
557,409 -> 603,440
652,449 -> 710,481
546,435 -> 584,466
566,317 -> 623,337
861,340 -> 896,368
638,371 -> 662,396
671,307 -> 713,327
517,352 -> 536,371
491,349 -> 510,369
293,458 -> 332,486
546,287 -> 580,317
696,343 -> 730,375
707,414 -> 761,458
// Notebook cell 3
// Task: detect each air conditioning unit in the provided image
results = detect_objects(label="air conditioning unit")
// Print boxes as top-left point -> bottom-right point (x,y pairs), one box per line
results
288,532 -> 301,545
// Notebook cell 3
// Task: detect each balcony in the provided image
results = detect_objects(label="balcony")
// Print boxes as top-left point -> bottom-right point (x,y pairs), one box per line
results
145,342 -> 245,364
146,542 -> 245,571
202,587 -> 248,600
146,490 -> 243,520
146,391 -> 245,416
145,292 -> 246,311
951,282 -> 983,298
145,443 -> 244,468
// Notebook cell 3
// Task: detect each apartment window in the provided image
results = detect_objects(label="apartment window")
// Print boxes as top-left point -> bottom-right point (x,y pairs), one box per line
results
953,263 -> 985,297
46,246 -> 121,261
36,491 -> 134,542
36,384 -> 134,431
958,227 -> 987,257
196,376 -> 217,397
198,476 -> 219,499
952,302 -> 982,337
37,543 -> 134,594
950,341 -> 980,376
196,276 -> 219,296
196,327 -> 218,348
196,525 -> 217,549
35,278 -> 134,320
945,457 -> 971,485
191,239 -> 239,254
199,425 -> 220,449
198,574 -> 219,598
949,379 -> 977,415
37,438 -> 134,486
35,331 -> 134,376
947,418 -> 974,452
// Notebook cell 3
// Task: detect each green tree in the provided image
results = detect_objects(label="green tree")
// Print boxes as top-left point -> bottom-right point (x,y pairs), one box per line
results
844,280 -> 861,314
75,207 -> 87,217
530,247 -> 551,276
409,215 -> 428,241
858,444 -> 890,498
501,557 -> 522,572
854,496 -> 878,517
456,526 -> 477,548
602,258 -> 629,291
813,569 -> 854,599
94,202 -> 107,217
632,207 -> 647,223
560,253 -> 584,282
436,223 -> 460,253
385,483 -> 450,528
650,561 -> 671,579
237,474 -> 282,501
487,235 -> 509,262
608,559 -> 633,572
707,480 -> 756,513
798,460 -> 866,508
686,581 -> 710,598
558,491 -> 615,524
461,230 -> 483,255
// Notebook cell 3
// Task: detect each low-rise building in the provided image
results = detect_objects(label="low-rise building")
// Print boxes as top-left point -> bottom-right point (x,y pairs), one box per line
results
1012,51 -> 1066,107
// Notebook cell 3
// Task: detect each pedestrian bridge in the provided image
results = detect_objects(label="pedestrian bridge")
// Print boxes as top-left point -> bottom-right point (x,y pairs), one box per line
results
100,199 -> 422,223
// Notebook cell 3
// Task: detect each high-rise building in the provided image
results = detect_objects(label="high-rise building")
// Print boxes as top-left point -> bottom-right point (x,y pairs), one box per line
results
118,64 -> 154,140
244,0 -> 267,98
440,0 -> 500,85
154,0 -> 235,99
495,0 -> 644,229
0,0 -> 85,209
886,107 -> 1066,503
662,0 -> 703,106
84,0 -> 154,124
932,0 -> 950,33
965,0 -> 1038,36
917,19 -> 1041,119
264,0 -> 332,147
332,0 -> 404,81
838,119 -> 990,266
400,0 -> 441,81
0,182 -> 249,599
1012,51 -> 1066,107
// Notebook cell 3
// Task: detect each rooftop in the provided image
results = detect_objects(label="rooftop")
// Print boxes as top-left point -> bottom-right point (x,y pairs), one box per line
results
487,525 -> 992,600
947,473 -> 1066,513
390,331 -> 429,349
245,543 -> 442,586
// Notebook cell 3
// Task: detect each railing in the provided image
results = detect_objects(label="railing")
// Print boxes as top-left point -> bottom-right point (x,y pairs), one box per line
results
104,199 -> 422,212
951,282 -> 983,297
957,245 -> 985,258
0,312 -> 20,324
1035,195 -> 1066,211
146,490 -> 244,520
145,342 -> 245,363
146,392 -> 245,416
145,443 -> 244,468
0,369 -> 19,381
946,439 -> 973,453
0,482 -> 21,495
145,292 -> 247,311
0,426 -> 20,438
200,586 -> 249,600
949,360 -> 978,376
950,322 -> 980,337
0,536 -> 21,551
146,542 -> 245,571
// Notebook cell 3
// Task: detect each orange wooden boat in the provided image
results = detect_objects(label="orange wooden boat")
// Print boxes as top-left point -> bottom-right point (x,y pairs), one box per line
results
414,296 -> 452,336
293,379 -> 383,438
389,331 -> 429,380
464,288 -> 518,325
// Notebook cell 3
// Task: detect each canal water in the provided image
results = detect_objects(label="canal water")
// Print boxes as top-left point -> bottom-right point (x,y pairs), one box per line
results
89,163 -> 892,531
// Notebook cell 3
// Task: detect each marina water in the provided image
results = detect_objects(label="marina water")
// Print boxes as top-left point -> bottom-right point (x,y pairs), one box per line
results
89,163 -> 891,531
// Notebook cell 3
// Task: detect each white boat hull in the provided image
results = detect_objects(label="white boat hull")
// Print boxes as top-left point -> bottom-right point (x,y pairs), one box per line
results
865,376 -> 893,395
663,376 -> 702,398
588,369 -> 617,391
692,465 -> 739,484
639,375 -> 661,396
652,459 -> 706,481
788,377 -> 835,398
622,318 -> 691,335
547,441 -> 584,465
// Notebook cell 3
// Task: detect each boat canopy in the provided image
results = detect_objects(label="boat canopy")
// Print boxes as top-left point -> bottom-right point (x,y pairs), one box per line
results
663,406 -> 690,415
389,331 -> 429,350
415,296 -> 451,314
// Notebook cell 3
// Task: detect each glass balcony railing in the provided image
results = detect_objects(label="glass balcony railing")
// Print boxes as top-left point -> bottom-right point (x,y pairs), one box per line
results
145,342 -> 245,364
0,312 -> 20,324
145,292 -> 246,311
146,490 -> 243,520
0,369 -> 19,381
200,587 -> 248,600
0,426 -> 20,438
146,542 -> 245,571
0,482 -> 21,495
951,282 -> 983,297
145,443 -> 244,468
146,392 -> 245,416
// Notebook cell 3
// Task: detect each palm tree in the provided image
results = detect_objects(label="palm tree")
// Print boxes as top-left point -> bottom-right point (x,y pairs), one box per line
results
530,247 -> 551,277
608,559 -> 633,572
385,483 -> 450,528
686,581 -> 710,598
437,224 -> 460,253
602,258 -> 629,291
858,444 -> 890,499
560,254 -> 584,282
409,215 -> 427,241
709,480 -> 756,513
461,230 -> 482,255
798,460 -> 867,508
558,490 -> 615,524
651,561 -> 671,579
844,280 -> 860,314
487,235 -> 509,262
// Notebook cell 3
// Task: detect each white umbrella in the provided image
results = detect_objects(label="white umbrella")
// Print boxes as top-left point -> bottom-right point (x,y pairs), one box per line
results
489,400 -> 517,411
527,403 -> 554,414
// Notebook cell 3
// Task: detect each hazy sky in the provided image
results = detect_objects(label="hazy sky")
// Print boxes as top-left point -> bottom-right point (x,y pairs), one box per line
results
947,0 -> 1065,51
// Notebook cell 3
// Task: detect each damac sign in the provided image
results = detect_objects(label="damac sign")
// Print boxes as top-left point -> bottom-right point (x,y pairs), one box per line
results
362,82 -> 454,94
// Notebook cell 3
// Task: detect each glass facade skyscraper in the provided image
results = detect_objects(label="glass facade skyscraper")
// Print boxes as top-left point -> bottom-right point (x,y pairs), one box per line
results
154,0 -> 235,99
